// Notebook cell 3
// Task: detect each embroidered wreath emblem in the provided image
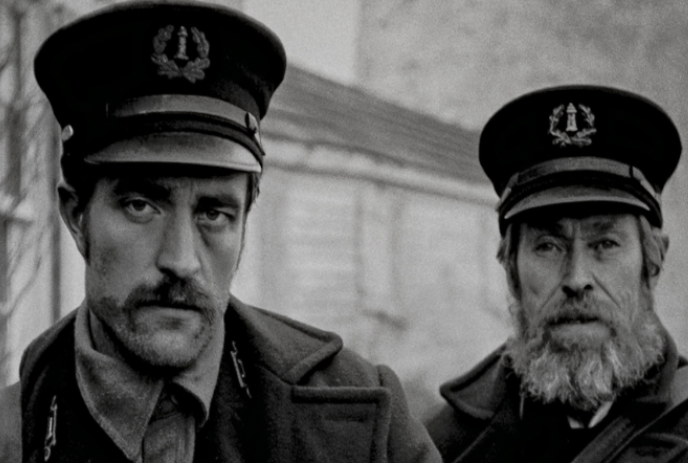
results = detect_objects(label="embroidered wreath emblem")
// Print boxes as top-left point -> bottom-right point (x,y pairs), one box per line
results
548,103 -> 597,147
151,25 -> 210,83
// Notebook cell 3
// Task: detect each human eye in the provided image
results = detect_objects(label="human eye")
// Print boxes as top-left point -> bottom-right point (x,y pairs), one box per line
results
121,198 -> 159,222
533,238 -> 563,255
592,238 -> 620,253
197,207 -> 236,229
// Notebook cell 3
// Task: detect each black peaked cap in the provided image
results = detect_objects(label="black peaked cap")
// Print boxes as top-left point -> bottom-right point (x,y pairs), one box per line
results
34,0 -> 287,172
479,85 -> 682,232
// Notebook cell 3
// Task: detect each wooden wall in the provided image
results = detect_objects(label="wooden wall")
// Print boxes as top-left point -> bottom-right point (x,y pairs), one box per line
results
232,138 -> 512,416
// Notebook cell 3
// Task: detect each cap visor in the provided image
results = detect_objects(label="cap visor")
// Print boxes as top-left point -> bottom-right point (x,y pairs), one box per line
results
84,132 -> 261,173
504,185 -> 650,220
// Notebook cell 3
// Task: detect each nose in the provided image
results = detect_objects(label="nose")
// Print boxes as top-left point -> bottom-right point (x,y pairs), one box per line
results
562,243 -> 594,298
156,212 -> 202,279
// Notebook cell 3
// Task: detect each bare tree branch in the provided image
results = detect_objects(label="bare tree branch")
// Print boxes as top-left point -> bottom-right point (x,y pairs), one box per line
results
0,46 -> 15,77
0,0 -> 59,385
8,251 -> 47,318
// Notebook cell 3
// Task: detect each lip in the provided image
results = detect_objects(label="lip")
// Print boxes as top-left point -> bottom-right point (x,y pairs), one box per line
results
548,318 -> 610,341
550,319 -> 606,329
139,304 -> 200,312
549,315 -> 601,326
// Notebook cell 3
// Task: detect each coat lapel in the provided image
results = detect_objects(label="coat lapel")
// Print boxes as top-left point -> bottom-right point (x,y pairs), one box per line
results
228,297 -> 391,463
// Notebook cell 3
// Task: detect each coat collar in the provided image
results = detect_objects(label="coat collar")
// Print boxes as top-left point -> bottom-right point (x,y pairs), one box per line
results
215,296 -> 343,385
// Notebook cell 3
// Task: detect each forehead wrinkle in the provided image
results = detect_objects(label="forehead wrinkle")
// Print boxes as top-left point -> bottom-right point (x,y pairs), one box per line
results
523,213 -> 634,240
111,176 -> 175,199
579,214 -> 631,236
111,176 -> 222,195
521,218 -> 570,239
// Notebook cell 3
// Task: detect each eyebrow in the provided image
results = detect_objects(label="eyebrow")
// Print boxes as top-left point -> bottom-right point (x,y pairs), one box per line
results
523,219 -> 565,236
112,178 -> 173,200
526,216 -> 624,236
196,194 -> 243,210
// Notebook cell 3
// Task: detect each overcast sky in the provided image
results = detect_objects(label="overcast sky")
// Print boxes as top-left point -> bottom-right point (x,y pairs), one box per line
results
246,0 -> 361,84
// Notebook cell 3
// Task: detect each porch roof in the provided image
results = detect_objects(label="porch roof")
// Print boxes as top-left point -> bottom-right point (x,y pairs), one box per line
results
262,65 -> 486,184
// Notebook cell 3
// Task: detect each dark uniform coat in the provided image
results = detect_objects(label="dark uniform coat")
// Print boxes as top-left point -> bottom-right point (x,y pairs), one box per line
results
426,338 -> 688,463
0,296 -> 440,463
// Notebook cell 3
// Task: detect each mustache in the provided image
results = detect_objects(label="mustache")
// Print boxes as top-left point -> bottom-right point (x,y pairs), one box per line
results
542,295 -> 614,328
123,276 -> 216,313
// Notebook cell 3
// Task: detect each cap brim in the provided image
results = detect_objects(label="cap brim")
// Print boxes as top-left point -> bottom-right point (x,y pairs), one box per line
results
504,184 -> 650,220
84,132 -> 261,173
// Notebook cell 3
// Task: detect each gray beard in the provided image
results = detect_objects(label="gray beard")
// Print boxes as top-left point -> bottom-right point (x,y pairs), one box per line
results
504,291 -> 665,412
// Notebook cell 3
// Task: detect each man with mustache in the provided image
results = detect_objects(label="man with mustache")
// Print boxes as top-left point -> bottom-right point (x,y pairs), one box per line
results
0,2 -> 440,462
425,86 -> 688,463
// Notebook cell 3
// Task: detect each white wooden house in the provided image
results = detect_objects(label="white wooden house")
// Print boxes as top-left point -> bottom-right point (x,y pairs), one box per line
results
231,66 -> 511,414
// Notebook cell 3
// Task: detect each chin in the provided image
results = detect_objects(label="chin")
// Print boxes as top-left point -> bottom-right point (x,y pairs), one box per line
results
547,323 -> 612,350
113,325 -> 214,372
127,310 -> 214,367
141,333 -> 209,368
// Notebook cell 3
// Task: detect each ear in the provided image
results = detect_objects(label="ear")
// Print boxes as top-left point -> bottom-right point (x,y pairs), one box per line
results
648,234 -> 669,290
58,182 -> 88,259
661,235 -> 670,260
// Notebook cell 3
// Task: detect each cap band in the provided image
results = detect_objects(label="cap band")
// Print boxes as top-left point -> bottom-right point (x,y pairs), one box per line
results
108,94 -> 262,145
497,156 -> 659,210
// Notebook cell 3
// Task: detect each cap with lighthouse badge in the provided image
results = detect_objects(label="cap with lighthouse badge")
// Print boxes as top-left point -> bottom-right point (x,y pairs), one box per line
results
479,85 -> 682,233
34,0 -> 287,174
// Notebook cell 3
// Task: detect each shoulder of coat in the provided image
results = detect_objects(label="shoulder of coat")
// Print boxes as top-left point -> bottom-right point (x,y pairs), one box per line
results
438,345 -> 508,420
20,309 -> 78,383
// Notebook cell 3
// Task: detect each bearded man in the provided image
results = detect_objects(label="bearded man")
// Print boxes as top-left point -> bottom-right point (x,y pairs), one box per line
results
425,85 -> 688,463
0,2 -> 440,462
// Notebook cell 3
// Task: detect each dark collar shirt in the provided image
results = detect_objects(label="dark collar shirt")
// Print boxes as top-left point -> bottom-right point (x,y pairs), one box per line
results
74,305 -> 224,462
